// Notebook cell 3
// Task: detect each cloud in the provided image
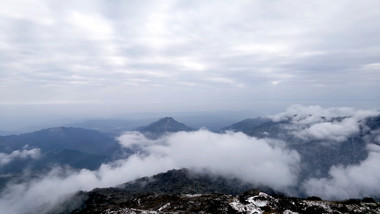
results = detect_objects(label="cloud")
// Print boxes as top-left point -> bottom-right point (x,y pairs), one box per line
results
0,148 -> 40,166
272,105 -> 380,142
0,130 -> 300,214
116,131 -> 153,149
1,0 -> 380,122
271,105 -> 355,124
294,118 -> 360,142
0,156 -> 171,214
303,144 -> 380,200
268,105 -> 380,200
147,130 -> 300,189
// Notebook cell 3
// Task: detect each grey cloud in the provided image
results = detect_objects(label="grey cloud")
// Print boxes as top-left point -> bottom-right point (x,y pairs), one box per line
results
0,0 -> 379,118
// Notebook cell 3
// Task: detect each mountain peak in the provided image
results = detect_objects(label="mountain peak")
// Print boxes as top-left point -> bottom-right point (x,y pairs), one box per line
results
158,117 -> 176,122
138,117 -> 193,138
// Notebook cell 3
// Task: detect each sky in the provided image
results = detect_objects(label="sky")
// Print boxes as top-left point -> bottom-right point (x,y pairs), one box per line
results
0,0 -> 380,125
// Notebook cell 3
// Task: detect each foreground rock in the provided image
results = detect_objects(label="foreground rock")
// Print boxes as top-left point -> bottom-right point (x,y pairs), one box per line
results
71,189 -> 380,214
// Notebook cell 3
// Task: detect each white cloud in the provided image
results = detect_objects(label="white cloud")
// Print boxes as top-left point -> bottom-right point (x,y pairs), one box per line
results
66,11 -> 114,41
294,118 -> 359,142
0,148 -> 40,166
271,105 -> 355,125
272,105 -> 379,142
116,131 -> 157,149
145,130 -> 300,189
303,144 -> 380,200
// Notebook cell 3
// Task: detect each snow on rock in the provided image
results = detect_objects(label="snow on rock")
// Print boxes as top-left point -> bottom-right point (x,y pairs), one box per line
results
283,210 -> 299,214
230,198 -> 263,214
230,192 -> 274,214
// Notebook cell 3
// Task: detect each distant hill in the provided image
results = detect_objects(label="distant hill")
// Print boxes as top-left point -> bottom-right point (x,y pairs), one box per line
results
138,117 -> 193,139
0,127 -> 127,176
0,127 -> 119,155
67,119 -> 153,136
0,127 -> 129,191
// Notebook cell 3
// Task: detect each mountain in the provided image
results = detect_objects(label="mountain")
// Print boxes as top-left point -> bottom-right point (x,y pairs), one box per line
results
138,117 -> 193,139
68,169 -> 380,214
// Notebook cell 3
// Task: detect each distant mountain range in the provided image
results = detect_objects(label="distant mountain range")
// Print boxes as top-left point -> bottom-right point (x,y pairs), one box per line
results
0,127 -> 119,155
66,119 -> 153,136
1,115 -> 380,183
0,117 -> 194,173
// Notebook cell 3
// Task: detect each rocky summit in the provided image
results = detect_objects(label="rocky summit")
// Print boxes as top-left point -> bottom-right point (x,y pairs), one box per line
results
68,169 -> 380,214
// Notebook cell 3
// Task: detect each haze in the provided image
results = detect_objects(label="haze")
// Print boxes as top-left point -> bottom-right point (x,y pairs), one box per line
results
1,0 -> 380,132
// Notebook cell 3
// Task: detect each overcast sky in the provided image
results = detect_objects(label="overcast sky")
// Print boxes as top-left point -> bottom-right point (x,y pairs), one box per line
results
1,0 -> 379,122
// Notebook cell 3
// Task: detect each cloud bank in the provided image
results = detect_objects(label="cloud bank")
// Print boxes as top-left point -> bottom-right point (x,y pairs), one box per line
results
272,105 -> 379,143
0,130 -> 300,214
